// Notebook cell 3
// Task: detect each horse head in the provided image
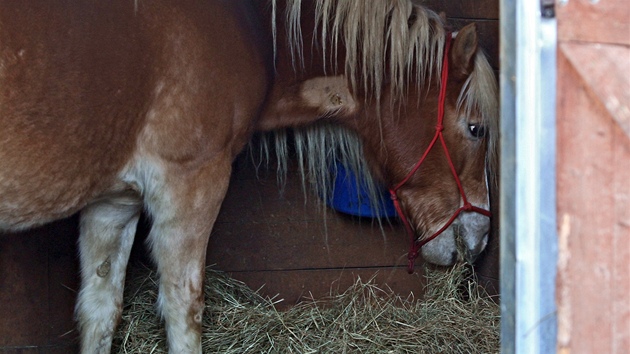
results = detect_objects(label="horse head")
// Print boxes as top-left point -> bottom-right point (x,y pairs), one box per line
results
372,23 -> 498,266
262,2 -> 499,269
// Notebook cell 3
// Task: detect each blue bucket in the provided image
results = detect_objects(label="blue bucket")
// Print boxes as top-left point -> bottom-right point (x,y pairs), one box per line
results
326,162 -> 397,218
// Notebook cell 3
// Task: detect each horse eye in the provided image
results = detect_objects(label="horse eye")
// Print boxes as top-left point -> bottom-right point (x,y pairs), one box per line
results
468,124 -> 485,138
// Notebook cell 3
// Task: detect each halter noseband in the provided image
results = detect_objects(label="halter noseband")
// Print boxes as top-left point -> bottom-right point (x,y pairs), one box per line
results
387,33 -> 492,274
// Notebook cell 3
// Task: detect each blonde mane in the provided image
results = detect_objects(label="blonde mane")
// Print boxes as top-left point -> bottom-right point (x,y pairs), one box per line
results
279,0 -> 446,103
267,0 -> 499,213
457,49 -> 500,182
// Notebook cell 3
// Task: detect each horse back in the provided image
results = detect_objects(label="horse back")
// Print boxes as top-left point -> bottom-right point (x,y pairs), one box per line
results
0,0 -> 271,230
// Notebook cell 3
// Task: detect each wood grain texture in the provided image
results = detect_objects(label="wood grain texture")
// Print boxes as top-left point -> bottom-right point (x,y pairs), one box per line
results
0,217 -> 79,350
208,175 -> 410,271
418,0 -> 498,19
556,43 -> 630,354
557,0 -> 630,46
560,42 -> 630,138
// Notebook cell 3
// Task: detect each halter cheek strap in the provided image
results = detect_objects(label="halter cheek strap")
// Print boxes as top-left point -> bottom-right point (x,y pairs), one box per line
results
387,33 -> 492,274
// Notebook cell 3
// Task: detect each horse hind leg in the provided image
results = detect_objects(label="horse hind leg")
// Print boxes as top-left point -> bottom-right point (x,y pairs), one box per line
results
145,155 -> 232,353
75,193 -> 142,354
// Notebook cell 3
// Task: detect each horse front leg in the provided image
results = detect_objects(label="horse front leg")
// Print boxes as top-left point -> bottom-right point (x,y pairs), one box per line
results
146,155 -> 232,353
76,193 -> 142,354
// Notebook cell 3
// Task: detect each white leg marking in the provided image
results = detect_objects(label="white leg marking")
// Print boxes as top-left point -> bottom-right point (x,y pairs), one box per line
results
143,157 -> 232,354
76,195 -> 141,354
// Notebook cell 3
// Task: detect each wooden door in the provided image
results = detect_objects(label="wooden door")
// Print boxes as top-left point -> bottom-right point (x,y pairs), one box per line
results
556,1 -> 630,352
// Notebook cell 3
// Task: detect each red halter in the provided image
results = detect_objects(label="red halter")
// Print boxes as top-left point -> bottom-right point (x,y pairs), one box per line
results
388,33 -> 492,274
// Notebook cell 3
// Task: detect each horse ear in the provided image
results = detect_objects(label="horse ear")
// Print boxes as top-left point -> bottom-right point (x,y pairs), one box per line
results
450,23 -> 478,79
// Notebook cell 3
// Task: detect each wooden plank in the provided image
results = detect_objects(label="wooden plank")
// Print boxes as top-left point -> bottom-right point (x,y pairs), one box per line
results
556,45 -> 630,354
0,230 -> 50,347
557,0 -> 630,46
418,0 -> 499,20
45,219 -> 81,347
559,42 -> 630,138
210,153 -> 410,272
216,176 -> 325,224
0,217 -> 79,349
209,217 -> 410,271
612,106 -> 630,353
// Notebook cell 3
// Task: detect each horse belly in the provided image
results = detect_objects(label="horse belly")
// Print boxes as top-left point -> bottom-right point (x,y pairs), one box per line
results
0,1 -> 152,231
0,149 -> 128,231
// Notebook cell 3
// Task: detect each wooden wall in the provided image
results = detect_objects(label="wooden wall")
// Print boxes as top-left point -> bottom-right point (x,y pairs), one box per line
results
0,219 -> 79,353
556,0 -> 630,352
206,154 -> 426,308
0,1 -> 500,352
210,0 -> 501,308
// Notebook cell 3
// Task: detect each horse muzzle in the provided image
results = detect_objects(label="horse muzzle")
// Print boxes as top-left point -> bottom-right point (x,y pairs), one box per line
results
420,211 -> 490,266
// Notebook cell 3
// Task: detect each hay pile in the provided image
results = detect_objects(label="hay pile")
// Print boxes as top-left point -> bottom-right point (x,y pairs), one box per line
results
113,263 -> 499,353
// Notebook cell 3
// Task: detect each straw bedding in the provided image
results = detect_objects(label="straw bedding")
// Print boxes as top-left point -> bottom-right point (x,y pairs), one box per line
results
112,263 -> 499,353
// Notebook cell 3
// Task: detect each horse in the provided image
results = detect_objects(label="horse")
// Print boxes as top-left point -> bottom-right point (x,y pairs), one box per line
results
0,0 -> 498,353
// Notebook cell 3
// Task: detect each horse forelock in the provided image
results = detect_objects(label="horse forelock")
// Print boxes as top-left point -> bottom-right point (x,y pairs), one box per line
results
455,51 -> 500,181
278,0 -> 447,103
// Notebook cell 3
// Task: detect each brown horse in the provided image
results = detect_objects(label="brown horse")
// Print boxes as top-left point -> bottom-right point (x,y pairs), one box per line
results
0,0 -> 497,353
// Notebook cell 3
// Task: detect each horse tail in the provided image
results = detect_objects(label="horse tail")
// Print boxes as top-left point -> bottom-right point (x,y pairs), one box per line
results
251,124 -> 391,220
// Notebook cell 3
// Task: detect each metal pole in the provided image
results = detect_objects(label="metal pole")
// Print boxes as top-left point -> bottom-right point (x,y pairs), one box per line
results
500,0 -> 558,352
